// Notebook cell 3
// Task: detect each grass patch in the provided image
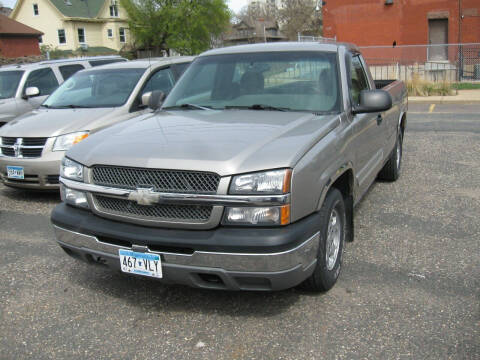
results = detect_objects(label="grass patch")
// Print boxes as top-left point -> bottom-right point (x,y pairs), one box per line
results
451,83 -> 480,90
407,73 -> 454,96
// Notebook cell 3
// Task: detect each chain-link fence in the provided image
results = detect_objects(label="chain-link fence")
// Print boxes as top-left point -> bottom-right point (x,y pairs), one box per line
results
360,43 -> 480,82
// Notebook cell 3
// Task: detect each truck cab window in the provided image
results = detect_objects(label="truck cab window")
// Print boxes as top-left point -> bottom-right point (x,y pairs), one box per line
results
349,55 -> 370,106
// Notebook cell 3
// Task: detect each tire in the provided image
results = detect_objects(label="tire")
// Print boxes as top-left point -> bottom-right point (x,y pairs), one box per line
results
299,188 -> 346,292
378,130 -> 403,181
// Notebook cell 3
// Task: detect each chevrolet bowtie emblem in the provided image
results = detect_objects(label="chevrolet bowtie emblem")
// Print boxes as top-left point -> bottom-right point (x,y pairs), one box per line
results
128,187 -> 159,206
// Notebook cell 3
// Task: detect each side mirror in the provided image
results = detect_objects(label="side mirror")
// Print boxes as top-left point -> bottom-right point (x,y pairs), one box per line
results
24,86 -> 40,99
141,91 -> 152,107
353,90 -> 392,114
146,90 -> 166,110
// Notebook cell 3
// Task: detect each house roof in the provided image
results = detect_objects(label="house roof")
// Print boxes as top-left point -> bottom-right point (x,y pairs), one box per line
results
0,13 -> 43,36
48,0 -> 105,19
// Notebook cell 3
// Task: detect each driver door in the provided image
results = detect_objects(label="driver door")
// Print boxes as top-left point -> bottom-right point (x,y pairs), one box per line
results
348,54 -> 385,194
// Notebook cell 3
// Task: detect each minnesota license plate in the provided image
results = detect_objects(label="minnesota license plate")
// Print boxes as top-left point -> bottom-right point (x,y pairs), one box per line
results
119,249 -> 162,278
7,166 -> 24,179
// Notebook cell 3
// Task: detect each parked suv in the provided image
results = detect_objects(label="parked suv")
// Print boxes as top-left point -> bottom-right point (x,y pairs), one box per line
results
0,56 -> 193,189
0,56 -> 126,127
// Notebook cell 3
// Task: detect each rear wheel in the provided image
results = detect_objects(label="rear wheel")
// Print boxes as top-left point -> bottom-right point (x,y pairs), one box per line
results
378,130 -> 403,181
300,188 -> 346,292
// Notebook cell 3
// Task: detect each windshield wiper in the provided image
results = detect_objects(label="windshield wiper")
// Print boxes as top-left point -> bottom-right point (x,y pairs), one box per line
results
225,104 -> 291,112
162,103 -> 212,111
53,104 -> 91,109
40,104 -> 51,108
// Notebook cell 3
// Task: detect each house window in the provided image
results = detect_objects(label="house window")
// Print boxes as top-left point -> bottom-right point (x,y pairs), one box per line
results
38,36 -> 43,44
58,29 -> 66,44
77,28 -> 86,43
33,4 -> 39,16
119,28 -> 126,43
109,4 -> 119,17
107,29 -> 113,38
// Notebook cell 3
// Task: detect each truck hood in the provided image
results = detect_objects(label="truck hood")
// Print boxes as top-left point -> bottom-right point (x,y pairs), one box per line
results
67,109 -> 340,176
0,108 -> 113,137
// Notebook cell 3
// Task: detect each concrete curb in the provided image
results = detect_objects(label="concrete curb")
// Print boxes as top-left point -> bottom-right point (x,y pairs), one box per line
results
408,98 -> 480,104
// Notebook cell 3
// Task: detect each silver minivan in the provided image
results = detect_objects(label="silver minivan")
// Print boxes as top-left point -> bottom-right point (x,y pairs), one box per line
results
0,56 -> 126,127
0,56 -> 193,189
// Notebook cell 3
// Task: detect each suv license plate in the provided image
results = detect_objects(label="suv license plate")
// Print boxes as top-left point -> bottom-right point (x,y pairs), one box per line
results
7,166 -> 24,179
119,249 -> 162,278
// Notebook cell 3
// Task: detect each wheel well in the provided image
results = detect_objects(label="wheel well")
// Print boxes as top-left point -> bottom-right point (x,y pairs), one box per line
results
331,169 -> 353,198
400,113 -> 407,136
331,169 -> 354,242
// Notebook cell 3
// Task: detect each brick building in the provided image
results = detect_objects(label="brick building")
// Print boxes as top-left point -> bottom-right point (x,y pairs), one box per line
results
322,0 -> 480,63
0,13 -> 42,58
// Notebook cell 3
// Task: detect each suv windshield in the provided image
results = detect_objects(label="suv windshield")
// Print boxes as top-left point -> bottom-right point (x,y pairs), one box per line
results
163,51 -> 340,113
43,68 -> 145,108
0,70 -> 24,99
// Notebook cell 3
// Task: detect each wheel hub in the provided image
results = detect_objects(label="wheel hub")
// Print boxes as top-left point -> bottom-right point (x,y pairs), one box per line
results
326,208 -> 341,271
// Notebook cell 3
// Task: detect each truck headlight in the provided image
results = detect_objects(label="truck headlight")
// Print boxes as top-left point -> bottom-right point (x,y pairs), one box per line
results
223,205 -> 290,226
229,169 -> 291,195
53,131 -> 89,151
60,184 -> 89,209
60,157 -> 84,182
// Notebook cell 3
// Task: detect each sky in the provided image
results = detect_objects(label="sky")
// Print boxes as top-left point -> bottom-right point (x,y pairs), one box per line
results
3,0 -> 250,13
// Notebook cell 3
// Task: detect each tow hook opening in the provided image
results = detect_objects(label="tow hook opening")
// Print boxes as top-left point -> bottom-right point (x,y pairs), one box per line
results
197,273 -> 226,288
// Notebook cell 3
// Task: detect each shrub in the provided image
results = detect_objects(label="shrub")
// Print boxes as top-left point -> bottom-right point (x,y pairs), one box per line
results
407,73 -> 454,96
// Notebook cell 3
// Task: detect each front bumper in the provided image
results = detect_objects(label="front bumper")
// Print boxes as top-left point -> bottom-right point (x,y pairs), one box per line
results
0,148 -> 63,189
51,204 -> 321,291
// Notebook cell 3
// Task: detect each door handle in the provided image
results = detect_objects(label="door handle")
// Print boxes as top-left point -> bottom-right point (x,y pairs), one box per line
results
376,114 -> 383,125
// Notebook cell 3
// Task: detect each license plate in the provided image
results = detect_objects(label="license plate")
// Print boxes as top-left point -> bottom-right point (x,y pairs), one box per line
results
7,166 -> 24,179
119,249 -> 162,278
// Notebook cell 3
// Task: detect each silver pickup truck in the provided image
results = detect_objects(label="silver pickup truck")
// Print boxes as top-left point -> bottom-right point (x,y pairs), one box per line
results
51,42 -> 407,292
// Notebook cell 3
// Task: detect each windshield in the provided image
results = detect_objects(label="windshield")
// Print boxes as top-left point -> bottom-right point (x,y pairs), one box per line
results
163,51 -> 340,113
43,68 -> 145,108
0,70 -> 24,99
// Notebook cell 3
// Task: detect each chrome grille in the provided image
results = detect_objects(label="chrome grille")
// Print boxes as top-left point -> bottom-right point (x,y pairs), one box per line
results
93,195 -> 213,222
91,166 -> 220,194
1,137 -> 47,158
1,137 -> 16,146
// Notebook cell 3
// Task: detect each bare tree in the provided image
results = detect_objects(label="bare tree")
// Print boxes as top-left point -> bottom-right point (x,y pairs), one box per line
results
235,2 -> 278,24
279,0 -> 322,40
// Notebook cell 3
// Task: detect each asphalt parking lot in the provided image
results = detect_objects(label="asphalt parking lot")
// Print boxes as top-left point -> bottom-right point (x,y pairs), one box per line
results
1,103 -> 479,359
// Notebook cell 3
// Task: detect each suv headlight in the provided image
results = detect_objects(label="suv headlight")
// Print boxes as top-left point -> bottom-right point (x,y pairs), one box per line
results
224,169 -> 292,226
60,157 -> 83,181
53,131 -> 89,151
229,169 -> 291,195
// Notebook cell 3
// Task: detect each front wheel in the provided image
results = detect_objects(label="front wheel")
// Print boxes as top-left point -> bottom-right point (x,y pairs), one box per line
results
300,188 -> 346,292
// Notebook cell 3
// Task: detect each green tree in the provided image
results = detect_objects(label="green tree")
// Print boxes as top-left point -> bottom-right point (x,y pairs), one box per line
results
120,0 -> 231,55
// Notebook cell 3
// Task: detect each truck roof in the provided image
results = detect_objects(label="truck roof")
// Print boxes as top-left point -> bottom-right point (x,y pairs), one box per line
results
201,41 -> 359,57
0,55 -> 125,71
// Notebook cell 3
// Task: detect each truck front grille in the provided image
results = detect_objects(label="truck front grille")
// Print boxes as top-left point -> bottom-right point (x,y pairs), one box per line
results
91,166 -> 220,194
0,137 -> 47,158
93,195 -> 213,223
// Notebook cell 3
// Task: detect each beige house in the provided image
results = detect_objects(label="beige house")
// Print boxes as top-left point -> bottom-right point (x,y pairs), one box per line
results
10,0 -> 131,52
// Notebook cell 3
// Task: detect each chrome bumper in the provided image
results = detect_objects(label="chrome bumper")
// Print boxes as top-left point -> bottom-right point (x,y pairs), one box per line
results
53,225 -> 319,273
